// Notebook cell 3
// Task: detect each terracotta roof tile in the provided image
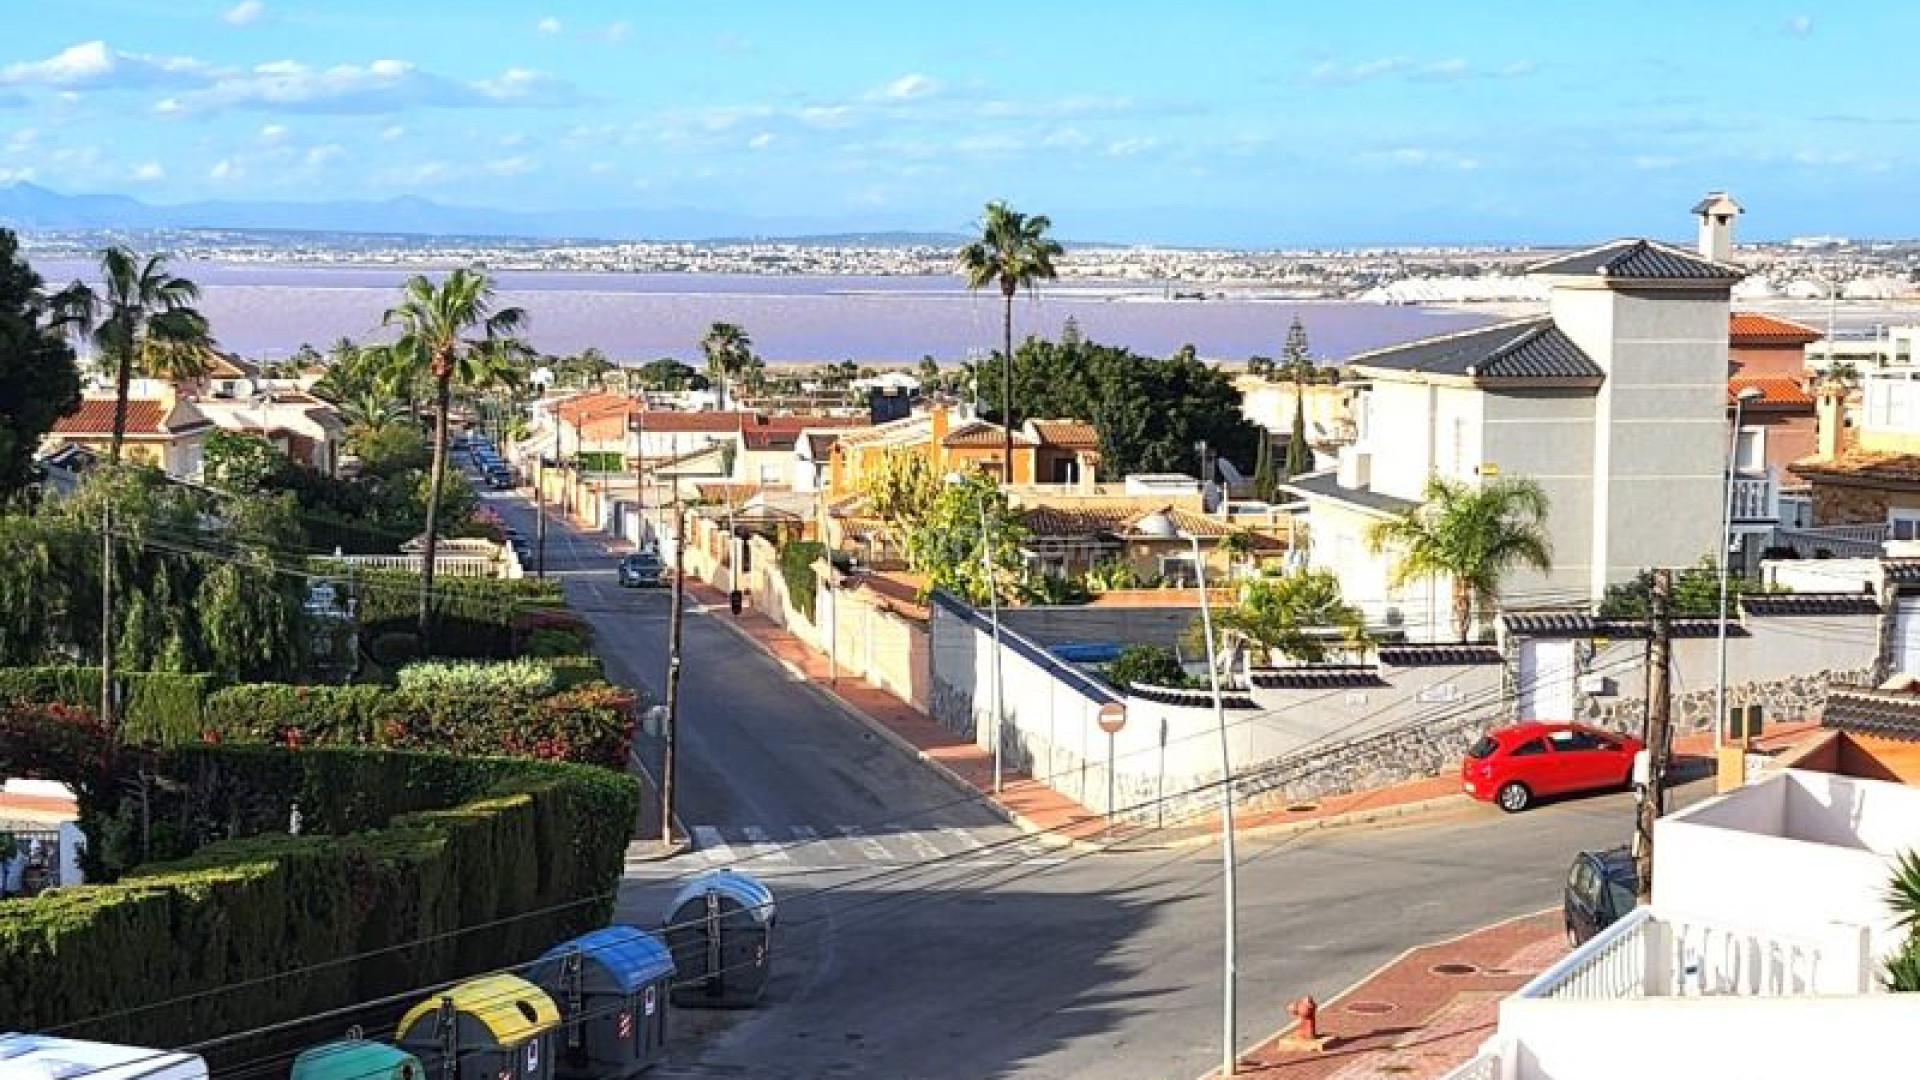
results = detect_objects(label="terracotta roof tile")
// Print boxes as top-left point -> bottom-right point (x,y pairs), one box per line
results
1791,450 -> 1920,486
1730,312 -> 1823,346
743,429 -> 800,451
1728,375 -> 1813,408
943,420 -> 1036,448
53,399 -> 166,436
629,410 -> 758,433
1029,419 -> 1100,450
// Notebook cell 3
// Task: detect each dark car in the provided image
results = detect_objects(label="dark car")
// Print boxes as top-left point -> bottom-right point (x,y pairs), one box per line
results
619,552 -> 666,588
1565,846 -> 1638,946
484,467 -> 515,490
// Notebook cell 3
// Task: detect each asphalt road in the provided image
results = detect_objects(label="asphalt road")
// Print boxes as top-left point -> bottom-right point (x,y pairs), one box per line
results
481,478 -> 1664,1080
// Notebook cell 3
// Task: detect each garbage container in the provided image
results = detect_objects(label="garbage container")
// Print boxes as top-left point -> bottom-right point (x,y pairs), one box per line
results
526,926 -> 676,1079
661,870 -> 776,1008
396,975 -> 559,1080
292,1040 -> 423,1080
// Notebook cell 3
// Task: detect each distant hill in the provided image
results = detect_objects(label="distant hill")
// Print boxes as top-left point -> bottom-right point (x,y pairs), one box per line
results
0,182 -> 852,243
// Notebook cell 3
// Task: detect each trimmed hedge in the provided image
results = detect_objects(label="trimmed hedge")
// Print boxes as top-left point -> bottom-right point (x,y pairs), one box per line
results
202,681 -> 638,769
0,666 -> 212,744
780,541 -> 825,622
341,568 -> 565,659
0,745 -> 637,1049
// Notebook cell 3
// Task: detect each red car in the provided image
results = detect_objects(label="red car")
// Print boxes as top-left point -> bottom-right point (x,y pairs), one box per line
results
1461,722 -> 1644,812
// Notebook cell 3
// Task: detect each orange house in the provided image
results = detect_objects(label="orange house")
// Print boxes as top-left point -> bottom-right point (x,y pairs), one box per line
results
1728,313 -> 1822,484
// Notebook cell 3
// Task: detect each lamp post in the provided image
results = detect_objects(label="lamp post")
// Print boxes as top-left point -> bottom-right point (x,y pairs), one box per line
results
1189,529 -> 1239,1077
1715,384 -> 1767,766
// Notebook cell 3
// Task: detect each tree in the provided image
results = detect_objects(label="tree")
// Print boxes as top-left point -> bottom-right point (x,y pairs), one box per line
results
202,430 -> 289,492
905,471 -> 1029,605
1104,644 -> 1191,690
0,230 -> 81,501
1598,556 -> 1781,618
1250,426 -> 1276,503
1367,474 -> 1553,642
861,450 -> 941,534
336,388 -> 407,451
1883,850 -> 1920,991
48,247 -> 215,463
701,322 -> 756,408
1283,392 -> 1311,478
375,269 -> 530,640
916,354 -> 941,391
633,357 -> 708,392
959,200 -> 1063,482
1282,315 -> 1313,381
1209,568 -> 1369,666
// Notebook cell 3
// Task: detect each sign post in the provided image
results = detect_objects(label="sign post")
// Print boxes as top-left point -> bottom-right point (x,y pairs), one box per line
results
1098,702 -> 1126,823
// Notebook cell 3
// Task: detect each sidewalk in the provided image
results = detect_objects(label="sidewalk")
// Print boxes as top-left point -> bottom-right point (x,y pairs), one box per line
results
1207,910 -> 1564,1080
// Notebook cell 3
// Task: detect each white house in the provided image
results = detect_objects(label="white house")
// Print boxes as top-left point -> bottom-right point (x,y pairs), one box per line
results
1285,203 -> 1745,642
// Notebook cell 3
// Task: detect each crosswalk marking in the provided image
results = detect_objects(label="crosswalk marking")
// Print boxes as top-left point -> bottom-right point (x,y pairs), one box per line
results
692,825 -> 740,863
740,825 -> 794,864
838,825 -> 894,863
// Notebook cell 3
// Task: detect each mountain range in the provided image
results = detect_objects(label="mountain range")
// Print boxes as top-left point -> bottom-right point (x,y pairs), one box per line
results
0,182 -> 970,245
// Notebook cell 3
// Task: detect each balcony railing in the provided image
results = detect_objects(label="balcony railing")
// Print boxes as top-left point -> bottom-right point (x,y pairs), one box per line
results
1729,469 -> 1780,523
1772,521 -> 1889,559
1515,906 -> 1871,1001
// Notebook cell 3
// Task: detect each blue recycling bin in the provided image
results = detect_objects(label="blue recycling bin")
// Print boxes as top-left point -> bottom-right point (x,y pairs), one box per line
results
526,926 -> 676,1079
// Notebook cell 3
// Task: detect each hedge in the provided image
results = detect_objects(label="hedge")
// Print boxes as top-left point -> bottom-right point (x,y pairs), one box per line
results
335,568 -> 566,659
0,666 -> 212,744
779,540 -> 825,622
0,744 -> 638,1051
202,681 -> 638,770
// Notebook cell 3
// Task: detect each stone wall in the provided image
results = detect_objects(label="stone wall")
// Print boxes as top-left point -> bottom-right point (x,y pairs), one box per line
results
1584,668 -> 1872,735
1811,482 -> 1891,527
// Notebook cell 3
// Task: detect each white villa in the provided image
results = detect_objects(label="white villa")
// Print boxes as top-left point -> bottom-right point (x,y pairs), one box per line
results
1285,200 -> 1747,642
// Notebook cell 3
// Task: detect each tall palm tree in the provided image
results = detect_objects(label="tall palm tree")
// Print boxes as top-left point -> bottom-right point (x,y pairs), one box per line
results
378,269 -> 530,639
701,322 -> 754,409
336,388 -> 406,450
1367,474 -> 1552,642
49,247 -> 215,463
959,201 -> 1062,484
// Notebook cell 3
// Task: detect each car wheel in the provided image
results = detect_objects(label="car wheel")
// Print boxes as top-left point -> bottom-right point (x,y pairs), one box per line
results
1496,782 -> 1532,813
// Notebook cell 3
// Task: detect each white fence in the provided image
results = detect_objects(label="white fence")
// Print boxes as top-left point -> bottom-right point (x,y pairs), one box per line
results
328,548 -> 521,579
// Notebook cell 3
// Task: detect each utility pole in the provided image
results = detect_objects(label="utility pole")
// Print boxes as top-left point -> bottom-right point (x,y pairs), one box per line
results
1634,567 -> 1673,904
660,490 -> 686,847
535,458 -> 548,579
99,505 -> 115,731
631,410 -> 647,551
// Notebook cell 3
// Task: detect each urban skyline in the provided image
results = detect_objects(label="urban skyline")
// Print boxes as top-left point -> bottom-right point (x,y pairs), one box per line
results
1,2 -> 1912,246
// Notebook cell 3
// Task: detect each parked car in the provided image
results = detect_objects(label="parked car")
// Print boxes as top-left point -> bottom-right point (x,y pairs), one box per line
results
484,467 -> 514,490
618,552 -> 666,588
1564,846 -> 1638,945
1461,721 -> 1643,812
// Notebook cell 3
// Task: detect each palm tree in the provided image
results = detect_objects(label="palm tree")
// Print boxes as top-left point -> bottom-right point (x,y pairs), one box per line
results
1209,568 -> 1369,667
336,388 -> 406,449
378,269 -> 530,639
1367,474 -> 1552,642
959,201 -> 1063,482
49,247 -> 215,463
701,322 -> 755,409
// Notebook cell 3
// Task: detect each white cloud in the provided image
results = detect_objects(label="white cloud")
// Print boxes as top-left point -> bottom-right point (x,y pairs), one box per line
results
485,155 -> 537,176
1040,127 -> 1091,150
879,73 -> 941,100
305,143 -> 344,165
1784,14 -> 1814,36
1309,55 -> 1535,86
798,105 -> 853,129
0,166 -> 36,183
601,21 -> 631,43
5,127 -> 37,152
536,16 -> 562,35
154,97 -> 181,114
224,1 -> 266,26
258,122 -> 287,141
209,158 -> 239,180
1631,155 -> 1678,171
0,40 -> 214,90
174,59 -> 579,114
1105,137 -> 1158,157
747,132 -> 773,149
131,161 -> 165,181
380,124 -> 406,141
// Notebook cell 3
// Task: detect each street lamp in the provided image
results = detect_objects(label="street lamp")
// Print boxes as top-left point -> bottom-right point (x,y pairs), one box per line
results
947,471 -> 1006,793
1139,509 -> 1238,1076
1715,384 -> 1767,768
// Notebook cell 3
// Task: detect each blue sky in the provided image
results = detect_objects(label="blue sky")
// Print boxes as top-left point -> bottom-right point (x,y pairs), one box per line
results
0,1 -> 1908,246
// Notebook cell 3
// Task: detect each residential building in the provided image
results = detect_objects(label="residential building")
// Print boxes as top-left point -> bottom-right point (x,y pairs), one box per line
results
44,387 -> 214,481
1792,339 -> 1920,538
195,391 -> 348,476
1236,375 -> 1356,470
1017,502 -> 1280,582
1729,312 -> 1822,483
1284,200 -> 1745,641
827,405 -> 1100,497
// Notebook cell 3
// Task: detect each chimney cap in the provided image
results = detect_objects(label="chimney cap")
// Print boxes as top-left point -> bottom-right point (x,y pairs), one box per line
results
1691,191 -> 1743,217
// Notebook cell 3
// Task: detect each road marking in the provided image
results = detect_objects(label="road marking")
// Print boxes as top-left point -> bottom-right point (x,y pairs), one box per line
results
896,829 -> 948,864
692,825 -> 740,864
788,824 -> 826,860
740,825 -> 794,864
838,825 -> 895,863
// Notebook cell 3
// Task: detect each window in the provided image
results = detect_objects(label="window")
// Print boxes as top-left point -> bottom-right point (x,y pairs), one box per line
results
1734,427 -> 1765,474
759,463 -> 784,484
1509,738 -> 1548,757
1891,510 -> 1920,543
1467,736 -> 1499,760
1158,554 -> 1200,586
1554,730 -> 1606,751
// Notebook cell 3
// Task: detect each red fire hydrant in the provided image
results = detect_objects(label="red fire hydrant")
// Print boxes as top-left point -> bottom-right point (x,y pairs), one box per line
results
1289,996 -> 1320,1041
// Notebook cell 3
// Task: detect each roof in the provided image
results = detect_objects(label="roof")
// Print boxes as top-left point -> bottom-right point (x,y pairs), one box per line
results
803,432 -> 842,458
1822,688 -> 1920,742
664,870 -> 777,925
1348,317 -> 1603,382
1127,683 -> 1261,708
51,398 -> 210,437
943,419 -> 1036,448
1248,666 -> 1387,690
395,974 -> 558,1044
292,1041 -> 419,1080
1527,238 -> 1745,283
1790,450 -> 1920,488
1376,644 -> 1504,667
1727,375 -> 1812,409
1739,592 -> 1879,617
1028,418 -> 1100,450
528,926 -> 675,995
1281,470 -> 1419,517
1730,312 -> 1823,346
629,409 -> 755,433
1501,612 -> 1735,639
1018,503 -> 1274,543
742,428 -> 800,451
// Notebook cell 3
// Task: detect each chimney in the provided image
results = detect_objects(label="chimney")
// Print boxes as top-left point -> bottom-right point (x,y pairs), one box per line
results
929,403 -> 950,473
1816,386 -> 1848,460
1693,190 -> 1743,263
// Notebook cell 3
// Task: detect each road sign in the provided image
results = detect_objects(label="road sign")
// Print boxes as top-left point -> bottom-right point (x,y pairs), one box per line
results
1097,702 -> 1126,735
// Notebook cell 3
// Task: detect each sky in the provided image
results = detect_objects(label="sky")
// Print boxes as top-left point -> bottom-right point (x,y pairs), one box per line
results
0,1 -> 1910,247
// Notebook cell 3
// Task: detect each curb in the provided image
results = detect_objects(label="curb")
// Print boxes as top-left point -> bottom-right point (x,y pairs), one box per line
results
626,745 -> 693,864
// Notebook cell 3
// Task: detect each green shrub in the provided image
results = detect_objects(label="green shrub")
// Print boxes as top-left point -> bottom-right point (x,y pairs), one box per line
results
331,567 -> 564,660
779,540 -> 825,622
0,745 -> 637,1049
367,630 -> 422,668
397,658 -> 557,698
525,627 -> 591,658
0,667 -> 212,744
1103,645 -> 1194,690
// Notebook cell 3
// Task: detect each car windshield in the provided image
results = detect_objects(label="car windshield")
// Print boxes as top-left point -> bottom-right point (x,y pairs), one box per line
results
1467,735 -> 1499,759
626,555 -> 660,569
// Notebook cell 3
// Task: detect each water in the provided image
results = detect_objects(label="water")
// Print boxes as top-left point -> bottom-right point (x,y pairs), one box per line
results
31,260 -> 1496,364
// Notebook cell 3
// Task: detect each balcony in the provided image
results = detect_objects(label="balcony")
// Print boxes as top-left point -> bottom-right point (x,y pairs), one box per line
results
1729,468 -> 1779,524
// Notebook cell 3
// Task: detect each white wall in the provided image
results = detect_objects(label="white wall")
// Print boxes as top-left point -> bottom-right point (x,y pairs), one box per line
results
1498,994 -> 1920,1080
1482,387 -> 1596,604
1360,380 -> 1438,501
